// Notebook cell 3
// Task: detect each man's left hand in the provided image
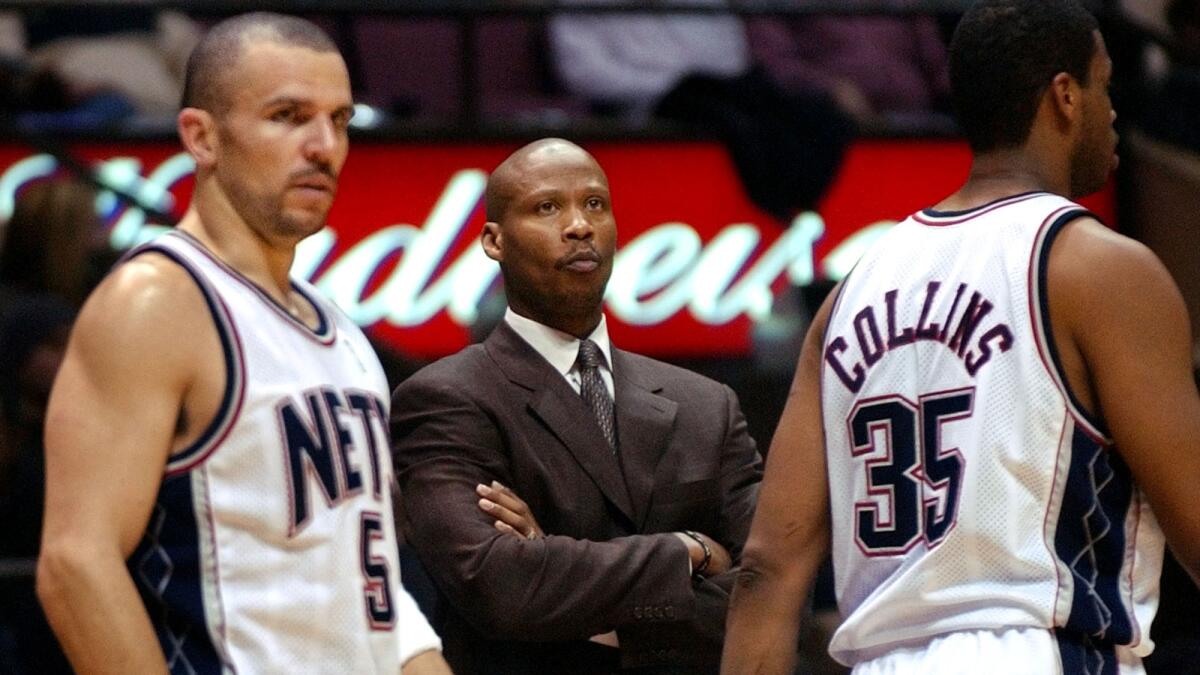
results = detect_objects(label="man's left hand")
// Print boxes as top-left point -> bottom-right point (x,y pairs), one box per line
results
477,481 -> 544,540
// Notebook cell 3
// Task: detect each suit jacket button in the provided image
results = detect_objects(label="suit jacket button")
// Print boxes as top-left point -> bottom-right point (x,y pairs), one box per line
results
665,605 -> 675,619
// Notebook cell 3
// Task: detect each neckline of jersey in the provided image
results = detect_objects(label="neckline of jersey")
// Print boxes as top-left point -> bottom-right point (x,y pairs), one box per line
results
167,230 -> 336,345
915,191 -> 1053,226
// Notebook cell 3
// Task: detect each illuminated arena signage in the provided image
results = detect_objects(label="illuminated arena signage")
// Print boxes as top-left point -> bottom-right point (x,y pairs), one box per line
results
0,141 -> 1115,358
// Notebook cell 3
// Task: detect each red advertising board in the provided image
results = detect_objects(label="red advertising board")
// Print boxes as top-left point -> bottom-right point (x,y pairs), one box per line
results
0,140 -> 1116,358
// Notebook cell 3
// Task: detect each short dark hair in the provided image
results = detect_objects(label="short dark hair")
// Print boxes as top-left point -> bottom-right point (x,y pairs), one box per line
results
949,0 -> 1099,153
181,13 -> 339,113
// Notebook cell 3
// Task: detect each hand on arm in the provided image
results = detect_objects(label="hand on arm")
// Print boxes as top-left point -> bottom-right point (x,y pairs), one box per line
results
477,481 -> 544,540
37,258 -> 214,674
478,482 -> 629,648
474,449 -> 734,582
721,290 -> 836,675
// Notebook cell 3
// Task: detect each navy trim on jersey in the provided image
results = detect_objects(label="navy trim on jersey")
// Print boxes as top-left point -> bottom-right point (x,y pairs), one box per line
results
130,474 -> 226,675
1055,626 -> 1119,675
124,244 -> 246,475
1055,425 -> 1136,645
170,230 -> 337,345
915,191 -> 1050,225
1034,209 -> 1109,436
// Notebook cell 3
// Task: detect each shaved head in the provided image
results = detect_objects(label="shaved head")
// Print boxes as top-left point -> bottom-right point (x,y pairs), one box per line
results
485,138 -> 606,223
181,13 -> 340,114
479,137 -> 616,337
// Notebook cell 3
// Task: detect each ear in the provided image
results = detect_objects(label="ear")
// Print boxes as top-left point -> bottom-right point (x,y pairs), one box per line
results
178,107 -> 218,169
481,221 -> 503,262
1048,72 -> 1083,125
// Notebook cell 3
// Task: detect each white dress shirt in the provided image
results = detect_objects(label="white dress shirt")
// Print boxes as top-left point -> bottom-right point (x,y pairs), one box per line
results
504,308 -> 615,398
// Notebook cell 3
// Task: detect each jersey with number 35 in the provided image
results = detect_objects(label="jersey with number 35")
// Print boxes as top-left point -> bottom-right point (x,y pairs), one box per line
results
125,231 -> 425,674
820,192 -> 1165,666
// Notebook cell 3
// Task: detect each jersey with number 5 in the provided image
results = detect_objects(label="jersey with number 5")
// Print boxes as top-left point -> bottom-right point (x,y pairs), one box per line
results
820,192 -> 1164,666
124,231 -> 421,674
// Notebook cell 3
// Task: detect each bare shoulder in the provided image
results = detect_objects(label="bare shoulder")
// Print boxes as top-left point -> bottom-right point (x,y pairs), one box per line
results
1049,216 -> 1177,300
1047,216 -> 1189,351
1047,214 -> 1193,424
70,252 -> 216,383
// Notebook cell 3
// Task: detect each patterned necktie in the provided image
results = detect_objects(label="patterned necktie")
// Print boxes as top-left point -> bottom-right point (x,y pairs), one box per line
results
576,339 -> 617,451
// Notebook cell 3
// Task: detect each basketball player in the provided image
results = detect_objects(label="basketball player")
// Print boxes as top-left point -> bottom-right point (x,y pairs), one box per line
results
36,14 -> 450,674
722,1 -> 1200,673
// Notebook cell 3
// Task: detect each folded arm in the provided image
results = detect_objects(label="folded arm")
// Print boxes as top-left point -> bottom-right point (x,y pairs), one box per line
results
392,376 -> 696,641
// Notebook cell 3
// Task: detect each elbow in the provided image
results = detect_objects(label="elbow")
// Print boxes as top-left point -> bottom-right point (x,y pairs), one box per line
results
737,538 -> 788,581
460,578 -> 546,639
455,566 -> 586,640
36,536 -> 117,608
36,542 -> 84,618
735,526 -> 827,598
734,544 -> 780,592
458,577 -> 514,635
449,559 -> 536,638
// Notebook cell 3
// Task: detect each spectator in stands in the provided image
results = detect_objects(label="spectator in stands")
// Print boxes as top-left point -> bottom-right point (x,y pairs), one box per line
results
0,293 -> 75,675
746,1 -> 952,127
548,0 -> 852,220
549,0 -> 749,120
1143,0 -> 1200,152
0,8 -> 199,128
0,176 -> 114,675
0,177 -> 117,309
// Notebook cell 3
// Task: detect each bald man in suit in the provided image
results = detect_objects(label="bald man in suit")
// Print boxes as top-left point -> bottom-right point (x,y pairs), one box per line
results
390,138 -> 763,675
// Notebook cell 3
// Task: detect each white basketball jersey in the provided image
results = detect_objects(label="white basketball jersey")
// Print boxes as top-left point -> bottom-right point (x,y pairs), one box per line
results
820,193 -> 1165,669
125,231 -> 434,674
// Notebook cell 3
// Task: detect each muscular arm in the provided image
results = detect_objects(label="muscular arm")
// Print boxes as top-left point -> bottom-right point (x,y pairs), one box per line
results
721,292 -> 835,675
36,258 -> 213,674
1050,219 -> 1200,584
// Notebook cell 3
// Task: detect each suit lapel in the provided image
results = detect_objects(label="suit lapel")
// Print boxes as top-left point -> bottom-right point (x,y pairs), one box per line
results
611,349 -> 678,529
485,323 -> 636,523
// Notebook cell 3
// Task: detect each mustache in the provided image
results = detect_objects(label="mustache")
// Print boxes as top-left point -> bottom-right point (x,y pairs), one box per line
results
555,245 -> 602,269
289,164 -> 337,182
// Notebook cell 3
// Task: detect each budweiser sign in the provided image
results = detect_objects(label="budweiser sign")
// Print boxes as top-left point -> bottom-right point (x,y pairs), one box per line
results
0,141 -> 1116,358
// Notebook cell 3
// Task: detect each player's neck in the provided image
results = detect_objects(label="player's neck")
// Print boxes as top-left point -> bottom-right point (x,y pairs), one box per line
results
177,201 -> 297,306
936,149 -> 1069,212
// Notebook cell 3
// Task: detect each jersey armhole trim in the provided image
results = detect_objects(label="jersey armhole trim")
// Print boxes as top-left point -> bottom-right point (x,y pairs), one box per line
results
820,267 -> 855,396
1028,207 -> 1110,443
126,244 -> 247,475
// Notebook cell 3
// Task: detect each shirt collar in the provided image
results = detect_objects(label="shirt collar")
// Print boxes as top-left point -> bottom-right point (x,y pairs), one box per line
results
504,307 -> 613,377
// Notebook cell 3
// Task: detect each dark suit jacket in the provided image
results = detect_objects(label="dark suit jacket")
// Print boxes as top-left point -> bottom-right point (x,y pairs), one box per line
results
391,321 -> 763,675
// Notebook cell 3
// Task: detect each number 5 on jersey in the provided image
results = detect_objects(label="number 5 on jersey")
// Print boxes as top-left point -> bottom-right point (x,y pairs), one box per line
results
360,511 -> 396,628
848,388 -> 973,555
